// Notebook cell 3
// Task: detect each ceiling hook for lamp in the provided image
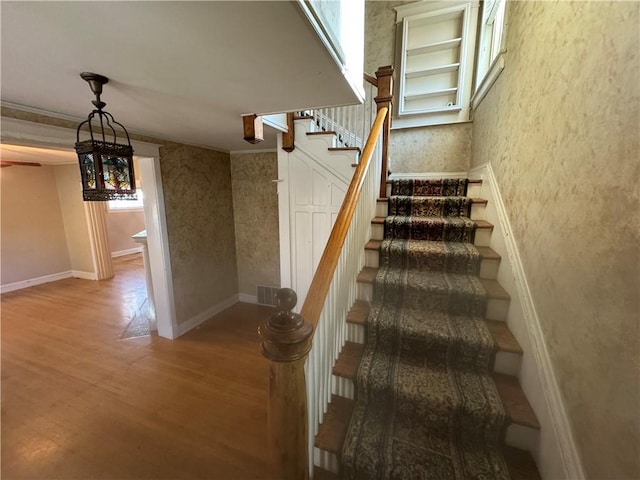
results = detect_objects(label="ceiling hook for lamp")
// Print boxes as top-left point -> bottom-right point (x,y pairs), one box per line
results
80,72 -> 109,110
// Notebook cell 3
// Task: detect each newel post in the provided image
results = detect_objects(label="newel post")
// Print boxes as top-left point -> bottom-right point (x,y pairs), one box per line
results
259,288 -> 313,480
375,65 -> 394,199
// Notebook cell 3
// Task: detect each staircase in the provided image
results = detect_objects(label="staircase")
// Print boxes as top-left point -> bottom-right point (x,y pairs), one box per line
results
313,178 -> 542,479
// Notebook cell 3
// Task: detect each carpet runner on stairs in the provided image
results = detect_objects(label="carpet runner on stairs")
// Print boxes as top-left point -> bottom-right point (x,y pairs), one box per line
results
341,178 -> 511,479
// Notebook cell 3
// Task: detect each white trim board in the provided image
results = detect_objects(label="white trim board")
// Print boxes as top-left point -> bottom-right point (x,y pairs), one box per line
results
468,162 -> 585,479
176,294 -> 239,337
0,269 -> 96,294
388,171 -> 468,179
111,247 -> 143,258
238,293 -> 258,304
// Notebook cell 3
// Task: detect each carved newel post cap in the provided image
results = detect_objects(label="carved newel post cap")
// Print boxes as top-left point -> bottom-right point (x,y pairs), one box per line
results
259,288 -> 313,362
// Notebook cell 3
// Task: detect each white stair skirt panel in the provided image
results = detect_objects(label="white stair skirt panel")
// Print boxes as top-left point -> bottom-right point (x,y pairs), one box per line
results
277,128 -> 356,310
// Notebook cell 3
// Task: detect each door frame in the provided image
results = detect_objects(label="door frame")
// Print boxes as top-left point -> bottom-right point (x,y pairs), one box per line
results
1,116 -> 178,338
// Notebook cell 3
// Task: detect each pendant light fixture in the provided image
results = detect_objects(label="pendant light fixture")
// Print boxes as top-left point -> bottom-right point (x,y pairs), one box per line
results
75,72 -> 136,201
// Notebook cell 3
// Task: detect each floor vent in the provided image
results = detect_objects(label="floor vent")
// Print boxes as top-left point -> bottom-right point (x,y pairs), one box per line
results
257,285 -> 280,306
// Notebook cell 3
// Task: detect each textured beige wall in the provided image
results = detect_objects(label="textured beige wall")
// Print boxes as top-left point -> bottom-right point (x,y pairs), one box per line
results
159,143 -> 238,325
365,0 -> 472,174
472,2 -> 640,478
53,164 -> 94,274
230,152 -> 280,296
0,165 -> 71,284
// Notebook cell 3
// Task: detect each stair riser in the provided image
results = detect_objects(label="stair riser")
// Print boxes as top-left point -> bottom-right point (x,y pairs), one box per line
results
474,228 -> 492,247
479,259 -> 500,279
365,249 -> 379,268
376,201 -> 388,217
467,183 -> 482,198
494,351 -> 522,376
332,375 -> 355,400
506,423 -> 540,453
470,202 -> 486,220
347,322 -> 366,344
357,282 -> 509,322
371,223 -> 384,241
487,298 -> 509,322
314,448 -> 339,475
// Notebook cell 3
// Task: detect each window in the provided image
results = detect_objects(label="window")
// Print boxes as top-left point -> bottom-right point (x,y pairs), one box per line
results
108,189 -> 144,211
472,0 -> 507,108
394,1 -> 480,129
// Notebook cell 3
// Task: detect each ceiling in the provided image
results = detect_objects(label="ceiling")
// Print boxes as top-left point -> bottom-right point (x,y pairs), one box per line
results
0,144 -> 76,165
1,1 -> 362,158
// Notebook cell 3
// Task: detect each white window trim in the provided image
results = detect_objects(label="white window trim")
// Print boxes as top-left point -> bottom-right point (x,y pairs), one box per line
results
471,0 -> 508,109
107,189 -> 144,212
393,0 -> 480,130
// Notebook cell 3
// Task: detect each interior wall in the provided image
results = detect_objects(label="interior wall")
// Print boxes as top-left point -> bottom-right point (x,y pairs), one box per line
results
0,165 -> 71,284
106,210 -> 146,255
53,164 -> 94,274
230,151 -> 280,298
159,143 -> 238,325
365,0 -> 472,173
471,2 -> 639,478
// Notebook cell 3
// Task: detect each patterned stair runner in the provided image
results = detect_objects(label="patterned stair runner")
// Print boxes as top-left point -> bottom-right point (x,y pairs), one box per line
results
341,178 -> 511,479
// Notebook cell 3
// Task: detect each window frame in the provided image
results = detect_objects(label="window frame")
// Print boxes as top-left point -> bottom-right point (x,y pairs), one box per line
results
471,0 -> 508,109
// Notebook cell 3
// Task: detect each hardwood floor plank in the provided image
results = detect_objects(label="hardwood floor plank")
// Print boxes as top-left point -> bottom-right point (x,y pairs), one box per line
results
1,255 -> 274,479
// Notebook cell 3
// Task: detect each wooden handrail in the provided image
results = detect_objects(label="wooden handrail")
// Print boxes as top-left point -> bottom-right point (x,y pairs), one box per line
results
299,106 -> 388,329
363,71 -> 378,87
259,65 -> 393,480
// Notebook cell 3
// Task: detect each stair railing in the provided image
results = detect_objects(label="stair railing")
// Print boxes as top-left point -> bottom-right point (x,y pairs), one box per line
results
259,66 -> 393,480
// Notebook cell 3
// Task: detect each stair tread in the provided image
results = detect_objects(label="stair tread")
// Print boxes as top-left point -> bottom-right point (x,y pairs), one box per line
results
333,342 -> 364,378
356,266 -> 378,284
372,216 -> 385,224
493,373 -> 541,429
313,467 -> 338,480
480,278 -> 510,300
346,300 -> 370,325
385,178 -> 484,184
314,395 -> 354,453
477,245 -> 501,260
486,320 -> 523,354
365,239 -> 382,251
475,219 -> 494,229
316,395 -> 540,474
328,147 -> 361,152
307,131 -> 337,136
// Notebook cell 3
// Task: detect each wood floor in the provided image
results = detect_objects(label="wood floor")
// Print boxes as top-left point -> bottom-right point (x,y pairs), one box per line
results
1,255 -> 275,479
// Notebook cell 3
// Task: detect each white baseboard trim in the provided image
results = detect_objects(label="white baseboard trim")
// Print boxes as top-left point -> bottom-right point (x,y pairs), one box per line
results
469,162 -> 585,479
1,270 -> 73,294
238,293 -> 258,304
388,171 -> 468,180
72,270 -> 98,280
111,247 -> 143,258
176,294 -> 239,337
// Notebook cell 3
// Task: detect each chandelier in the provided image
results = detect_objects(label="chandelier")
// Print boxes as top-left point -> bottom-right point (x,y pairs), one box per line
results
75,72 -> 136,201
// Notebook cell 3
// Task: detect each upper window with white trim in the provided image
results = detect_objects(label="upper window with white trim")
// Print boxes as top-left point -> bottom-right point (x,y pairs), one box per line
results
108,189 -> 144,211
472,0 -> 507,108
394,1 -> 480,129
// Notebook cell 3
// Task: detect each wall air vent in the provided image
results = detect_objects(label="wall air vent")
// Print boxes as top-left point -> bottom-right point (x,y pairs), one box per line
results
257,285 -> 280,306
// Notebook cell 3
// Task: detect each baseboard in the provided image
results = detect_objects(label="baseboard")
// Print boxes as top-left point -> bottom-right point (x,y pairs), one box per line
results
1,270 -> 73,294
176,294 -> 239,337
388,171 -> 468,179
468,162 -> 585,479
72,270 -> 98,280
238,293 -> 258,304
111,247 -> 143,258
